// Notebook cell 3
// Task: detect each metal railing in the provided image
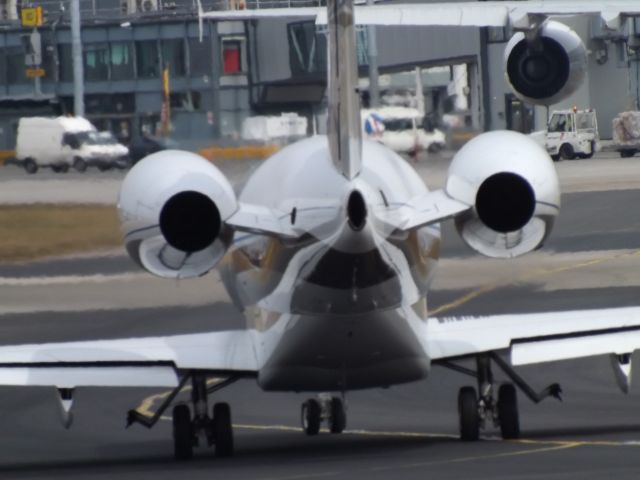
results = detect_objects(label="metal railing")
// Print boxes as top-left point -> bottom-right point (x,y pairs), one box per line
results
2,0 -> 324,25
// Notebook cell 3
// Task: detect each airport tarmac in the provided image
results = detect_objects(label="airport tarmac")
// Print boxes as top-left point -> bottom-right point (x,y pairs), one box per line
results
2,150 -> 640,205
1,156 -> 640,478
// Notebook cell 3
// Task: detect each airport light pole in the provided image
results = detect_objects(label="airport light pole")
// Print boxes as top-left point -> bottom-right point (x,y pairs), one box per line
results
71,0 -> 85,116
478,0 -> 491,131
366,0 -> 380,108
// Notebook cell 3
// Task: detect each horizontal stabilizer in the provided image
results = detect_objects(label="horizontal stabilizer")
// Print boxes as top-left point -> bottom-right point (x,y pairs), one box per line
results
228,203 -> 299,238
376,189 -> 470,231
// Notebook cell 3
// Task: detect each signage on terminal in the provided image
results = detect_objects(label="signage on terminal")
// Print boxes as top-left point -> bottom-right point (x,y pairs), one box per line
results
21,7 -> 43,27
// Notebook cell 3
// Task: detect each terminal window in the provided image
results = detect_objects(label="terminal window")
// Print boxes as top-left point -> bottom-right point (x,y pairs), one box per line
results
136,40 -> 160,78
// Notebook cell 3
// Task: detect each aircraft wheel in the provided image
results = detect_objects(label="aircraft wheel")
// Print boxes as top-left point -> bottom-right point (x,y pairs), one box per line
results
172,404 -> 194,460
329,397 -> 346,434
498,383 -> 520,439
559,143 -> 575,160
73,157 -> 87,172
213,402 -> 234,457
581,141 -> 595,159
23,158 -> 37,174
301,399 -> 321,436
458,386 -> 480,441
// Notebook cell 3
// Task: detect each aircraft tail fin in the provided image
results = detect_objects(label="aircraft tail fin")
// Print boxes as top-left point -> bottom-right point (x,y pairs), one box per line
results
327,0 -> 362,180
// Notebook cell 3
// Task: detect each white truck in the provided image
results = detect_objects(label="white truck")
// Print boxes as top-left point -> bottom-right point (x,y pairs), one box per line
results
15,116 -> 130,174
361,107 -> 445,156
545,108 -> 599,161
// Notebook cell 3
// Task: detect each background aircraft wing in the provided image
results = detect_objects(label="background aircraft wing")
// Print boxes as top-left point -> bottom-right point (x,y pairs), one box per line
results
314,1 -> 640,29
426,306 -> 640,367
0,330 -> 257,388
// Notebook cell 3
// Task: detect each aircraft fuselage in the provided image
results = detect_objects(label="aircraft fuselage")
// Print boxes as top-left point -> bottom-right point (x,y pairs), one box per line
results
221,136 -> 440,391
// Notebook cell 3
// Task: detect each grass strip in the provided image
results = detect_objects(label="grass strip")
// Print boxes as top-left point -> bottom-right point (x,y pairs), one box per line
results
0,204 -> 122,262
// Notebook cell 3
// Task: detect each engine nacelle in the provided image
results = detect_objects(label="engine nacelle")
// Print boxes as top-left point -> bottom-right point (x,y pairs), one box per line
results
118,150 -> 237,278
504,21 -> 586,106
445,131 -> 560,258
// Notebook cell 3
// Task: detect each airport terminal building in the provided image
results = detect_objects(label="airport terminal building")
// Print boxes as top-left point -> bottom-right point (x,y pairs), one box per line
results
0,0 -> 637,150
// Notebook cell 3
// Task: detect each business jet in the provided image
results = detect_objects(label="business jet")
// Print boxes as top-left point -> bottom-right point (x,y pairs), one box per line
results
1,0 -> 640,461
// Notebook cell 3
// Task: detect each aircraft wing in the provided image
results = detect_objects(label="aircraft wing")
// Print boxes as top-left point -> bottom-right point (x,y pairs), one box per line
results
426,306 -> 640,367
200,2 -> 640,30
315,1 -> 640,29
0,330 -> 257,388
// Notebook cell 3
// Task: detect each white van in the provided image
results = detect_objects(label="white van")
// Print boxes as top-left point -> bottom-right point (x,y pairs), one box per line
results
15,116 -> 130,174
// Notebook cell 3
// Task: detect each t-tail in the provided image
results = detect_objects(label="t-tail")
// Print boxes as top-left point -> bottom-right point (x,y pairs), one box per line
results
327,0 -> 362,180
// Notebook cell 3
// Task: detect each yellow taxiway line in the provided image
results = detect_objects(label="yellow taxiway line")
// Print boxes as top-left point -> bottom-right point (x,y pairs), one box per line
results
430,248 -> 640,316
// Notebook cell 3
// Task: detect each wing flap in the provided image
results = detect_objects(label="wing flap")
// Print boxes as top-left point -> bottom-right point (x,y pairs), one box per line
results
511,330 -> 640,366
427,306 -> 640,363
0,330 -> 257,387
0,366 -> 178,388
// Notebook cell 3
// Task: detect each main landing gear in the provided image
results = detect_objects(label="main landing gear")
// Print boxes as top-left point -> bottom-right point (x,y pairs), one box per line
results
301,394 -> 347,435
127,372 -> 240,460
443,353 -> 562,441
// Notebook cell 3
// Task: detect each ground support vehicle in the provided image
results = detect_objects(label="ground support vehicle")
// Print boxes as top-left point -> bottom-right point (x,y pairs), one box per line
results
545,109 -> 599,161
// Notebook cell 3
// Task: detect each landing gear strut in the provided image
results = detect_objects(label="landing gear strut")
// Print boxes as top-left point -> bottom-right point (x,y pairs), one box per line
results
301,394 -> 346,435
443,353 -> 562,441
127,372 -> 240,460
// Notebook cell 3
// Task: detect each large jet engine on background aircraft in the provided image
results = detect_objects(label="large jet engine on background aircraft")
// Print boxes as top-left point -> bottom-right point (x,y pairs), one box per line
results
504,20 -> 587,106
445,131 -> 560,259
118,150 -> 237,279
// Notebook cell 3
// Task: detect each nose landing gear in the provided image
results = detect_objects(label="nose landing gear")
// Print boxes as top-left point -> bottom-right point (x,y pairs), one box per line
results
301,394 -> 347,435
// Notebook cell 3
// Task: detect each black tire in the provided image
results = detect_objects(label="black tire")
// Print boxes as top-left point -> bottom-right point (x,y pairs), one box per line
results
458,386 -> 480,441
559,143 -> 575,160
23,158 -> 37,174
550,154 -> 560,162
620,149 -> 636,158
301,399 -> 321,436
497,384 -> 520,439
73,157 -> 87,172
329,397 -> 346,434
581,141 -> 595,159
172,404 -> 194,460
213,402 -> 234,457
